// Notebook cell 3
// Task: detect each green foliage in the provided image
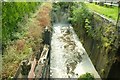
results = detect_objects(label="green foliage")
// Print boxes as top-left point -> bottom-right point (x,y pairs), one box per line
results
2,43 -> 32,78
2,2 -> 40,49
70,2 -> 117,52
78,73 -> 95,80
70,2 -> 92,27
53,2 -> 74,11
2,3 -> 52,78
84,14 -> 117,49
84,19 -> 93,37
101,24 -> 117,48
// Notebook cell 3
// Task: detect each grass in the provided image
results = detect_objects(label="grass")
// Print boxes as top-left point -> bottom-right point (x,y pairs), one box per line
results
85,3 -> 118,21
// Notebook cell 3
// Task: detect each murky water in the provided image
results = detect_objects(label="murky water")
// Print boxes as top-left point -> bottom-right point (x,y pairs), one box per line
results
50,23 -> 101,78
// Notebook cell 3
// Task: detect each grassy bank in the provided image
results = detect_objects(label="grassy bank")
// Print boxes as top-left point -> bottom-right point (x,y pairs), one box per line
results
85,3 -> 118,21
2,3 -> 52,79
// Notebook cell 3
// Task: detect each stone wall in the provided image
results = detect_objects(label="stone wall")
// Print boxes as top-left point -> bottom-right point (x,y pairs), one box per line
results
73,12 -> 118,78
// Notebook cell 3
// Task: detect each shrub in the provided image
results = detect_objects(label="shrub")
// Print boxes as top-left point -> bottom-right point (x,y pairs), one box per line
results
78,73 -> 95,80
70,2 -> 92,27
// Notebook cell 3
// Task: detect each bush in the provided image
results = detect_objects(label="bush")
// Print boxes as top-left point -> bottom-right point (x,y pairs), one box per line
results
78,73 -> 95,80
70,2 -> 92,27
2,2 -> 40,50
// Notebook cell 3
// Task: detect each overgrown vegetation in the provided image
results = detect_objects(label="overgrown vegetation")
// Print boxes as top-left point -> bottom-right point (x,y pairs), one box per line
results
2,1 -> 119,79
69,2 -> 118,78
78,73 -> 95,80
2,3 -> 52,79
69,2 -> 117,51
69,2 -> 93,27
2,2 -> 40,50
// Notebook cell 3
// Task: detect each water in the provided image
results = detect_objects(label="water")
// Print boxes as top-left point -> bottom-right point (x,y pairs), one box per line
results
50,23 -> 101,78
